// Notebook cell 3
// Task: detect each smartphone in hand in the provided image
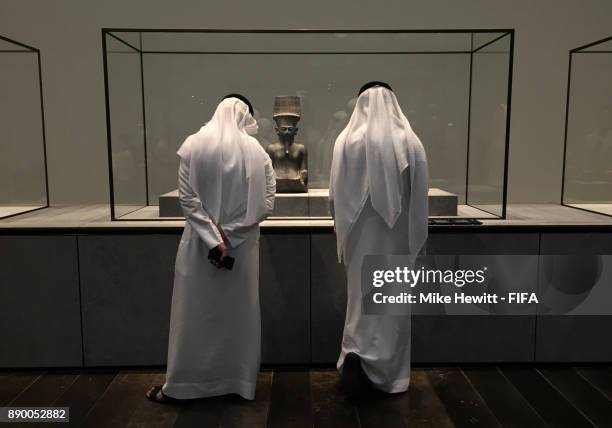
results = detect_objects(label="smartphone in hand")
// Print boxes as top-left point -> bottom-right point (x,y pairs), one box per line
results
208,247 -> 235,270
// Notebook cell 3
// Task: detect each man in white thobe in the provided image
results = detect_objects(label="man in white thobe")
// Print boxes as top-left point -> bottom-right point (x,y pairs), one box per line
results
147,95 -> 275,403
329,82 -> 429,394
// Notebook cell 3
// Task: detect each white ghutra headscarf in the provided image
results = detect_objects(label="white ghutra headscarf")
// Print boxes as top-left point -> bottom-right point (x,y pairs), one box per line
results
329,85 -> 429,262
177,97 -> 269,231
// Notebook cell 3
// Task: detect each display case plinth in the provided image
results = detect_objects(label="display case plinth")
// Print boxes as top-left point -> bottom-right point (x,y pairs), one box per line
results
158,188 -> 331,218
159,190 -> 181,217
429,188 -> 458,216
272,189 -> 329,217
159,187 -> 458,218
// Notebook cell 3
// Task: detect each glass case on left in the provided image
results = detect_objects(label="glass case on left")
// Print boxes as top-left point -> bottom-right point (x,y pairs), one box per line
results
0,35 -> 48,219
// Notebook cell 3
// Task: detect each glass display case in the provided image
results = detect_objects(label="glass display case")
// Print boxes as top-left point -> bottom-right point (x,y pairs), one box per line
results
561,35 -> 612,216
0,35 -> 49,219
102,29 -> 513,221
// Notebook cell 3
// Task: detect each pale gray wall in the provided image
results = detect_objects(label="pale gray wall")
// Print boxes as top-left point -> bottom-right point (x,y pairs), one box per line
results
1,0 -> 611,204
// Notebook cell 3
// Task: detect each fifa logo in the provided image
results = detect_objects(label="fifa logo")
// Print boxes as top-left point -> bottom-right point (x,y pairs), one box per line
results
508,293 -> 539,304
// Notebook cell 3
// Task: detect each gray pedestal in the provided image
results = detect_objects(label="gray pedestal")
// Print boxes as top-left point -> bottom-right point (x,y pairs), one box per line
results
272,189 -> 330,217
159,190 -> 182,217
428,188 -> 458,216
159,187 -> 458,217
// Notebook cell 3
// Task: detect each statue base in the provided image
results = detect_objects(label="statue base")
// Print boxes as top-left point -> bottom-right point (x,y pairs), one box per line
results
159,187 -> 458,218
275,177 -> 308,193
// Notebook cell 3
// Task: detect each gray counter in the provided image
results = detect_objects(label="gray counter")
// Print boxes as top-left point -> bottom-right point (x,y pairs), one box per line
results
1,204 -> 612,367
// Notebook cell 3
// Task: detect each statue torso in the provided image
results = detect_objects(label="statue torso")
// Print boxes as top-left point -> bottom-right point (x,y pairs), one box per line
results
266,141 -> 308,193
266,141 -> 306,179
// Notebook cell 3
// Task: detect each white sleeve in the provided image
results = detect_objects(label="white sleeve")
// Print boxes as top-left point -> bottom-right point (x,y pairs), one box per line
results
178,157 -> 224,249
264,156 -> 276,217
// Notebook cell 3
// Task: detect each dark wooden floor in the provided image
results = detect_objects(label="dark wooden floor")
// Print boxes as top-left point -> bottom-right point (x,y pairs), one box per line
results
0,366 -> 611,427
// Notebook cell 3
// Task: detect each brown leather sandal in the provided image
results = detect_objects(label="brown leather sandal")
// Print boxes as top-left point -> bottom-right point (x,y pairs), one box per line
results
145,385 -> 184,404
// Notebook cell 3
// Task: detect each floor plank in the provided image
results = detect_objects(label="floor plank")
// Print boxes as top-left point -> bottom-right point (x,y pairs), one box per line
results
0,372 -> 42,406
405,369 -> 455,427
164,371 -> 274,428
125,372 -> 178,428
220,370 -> 273,428
576,367 -> 612,401
80,371 -> 158,428
501,367 -> 593,428
173,394 -> 227,427
310,369 -> 359,428
267,369 -> 312,428
1,367 -> 609,428
539,367 -> 612,428
50,370 -> 118,427
427,367 -> 501,427
462,367 -> 547,428
355,385 -> 409,428
8,371 -> 79,407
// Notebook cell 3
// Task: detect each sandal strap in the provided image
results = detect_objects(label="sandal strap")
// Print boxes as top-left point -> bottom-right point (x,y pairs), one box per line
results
148,385 -> 165,402
147,384 -> 184,404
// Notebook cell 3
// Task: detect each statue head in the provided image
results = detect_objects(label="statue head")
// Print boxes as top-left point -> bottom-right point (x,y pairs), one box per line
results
273,95 -> 301,141
274,115 -> 299,140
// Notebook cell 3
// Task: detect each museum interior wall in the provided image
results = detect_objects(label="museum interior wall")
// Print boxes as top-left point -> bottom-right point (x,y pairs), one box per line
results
2,0 -> 612,368
2,0 -> 612,205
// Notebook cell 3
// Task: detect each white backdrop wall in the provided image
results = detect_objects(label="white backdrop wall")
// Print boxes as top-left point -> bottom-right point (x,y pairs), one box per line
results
1,0 -> 611,204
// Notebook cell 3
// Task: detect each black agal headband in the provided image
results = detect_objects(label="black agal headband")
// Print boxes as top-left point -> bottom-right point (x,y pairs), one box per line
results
222,93 -> 254,116
358,81 -> 393,96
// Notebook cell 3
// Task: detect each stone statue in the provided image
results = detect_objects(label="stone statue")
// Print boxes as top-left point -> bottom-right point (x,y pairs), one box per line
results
265,95 -> 308,193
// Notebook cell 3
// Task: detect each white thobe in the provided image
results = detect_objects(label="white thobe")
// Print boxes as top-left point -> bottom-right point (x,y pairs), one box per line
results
330,86 -> 428,394
335,170 -> 417,393
162,155 -> 275,400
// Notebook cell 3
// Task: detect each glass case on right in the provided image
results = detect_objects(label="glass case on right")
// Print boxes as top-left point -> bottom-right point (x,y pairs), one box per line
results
0,35 -> 48,219
562,35 -> 612,216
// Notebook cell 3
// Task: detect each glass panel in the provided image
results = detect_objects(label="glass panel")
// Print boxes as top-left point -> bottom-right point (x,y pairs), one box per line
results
0,46 -> 47,218
105,33 -> 147,218
472,32 -> 508,51
563,49 -> 612,214
143,52 -> 470,203
104,31 -> 511,220
0,38 -> 31,51
141,31 -> 472,53
578,37 -> 612,52
108,31 -> 142,51
467,33 -> 511,217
